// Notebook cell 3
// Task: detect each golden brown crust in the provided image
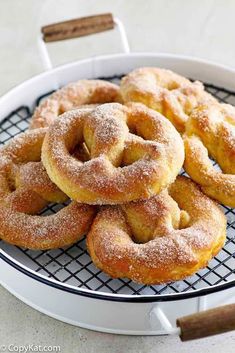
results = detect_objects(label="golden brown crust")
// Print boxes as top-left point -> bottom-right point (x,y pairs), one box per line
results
30,80 -> 122,129
86,176 -> 226,284
0,128 -> 67,213
120,67 -> 216,132
0,202 -> 95,250
0,129 -> 96,249
184,103 -> 235,207
42,103 -> 184,204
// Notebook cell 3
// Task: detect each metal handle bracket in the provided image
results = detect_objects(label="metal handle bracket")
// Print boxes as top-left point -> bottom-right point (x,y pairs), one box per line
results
38,14 -> 130,71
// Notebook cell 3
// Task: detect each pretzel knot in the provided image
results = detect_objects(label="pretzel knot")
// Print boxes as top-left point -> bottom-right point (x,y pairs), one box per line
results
86,176 -> 226,284
42,103 -> 185,204
120,67 -> 216,132
184,103 -> 235,207
30,79 -> 121,129
0,129 -> 95,249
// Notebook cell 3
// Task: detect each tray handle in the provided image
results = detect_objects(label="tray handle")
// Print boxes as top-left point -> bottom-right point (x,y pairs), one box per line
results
177,303 -> 235,341
41,13 -> 114,42
38,13 -> 130,71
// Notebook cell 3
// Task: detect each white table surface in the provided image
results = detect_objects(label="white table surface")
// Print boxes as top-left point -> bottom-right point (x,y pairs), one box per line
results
0,0 -> 235,352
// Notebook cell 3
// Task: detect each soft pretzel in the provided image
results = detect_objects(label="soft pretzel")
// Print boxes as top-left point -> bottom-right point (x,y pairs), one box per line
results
120,67 -> 216,132
0,129 -> 96,249
30,79 -> 121,129
0,128 -> 67,213
86,176 -> 226,284
184,103 -> 235,207
42,103 -> 184,204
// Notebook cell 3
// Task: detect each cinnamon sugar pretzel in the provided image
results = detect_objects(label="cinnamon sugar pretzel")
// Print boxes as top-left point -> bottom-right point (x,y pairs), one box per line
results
0,128 -> 66,212
184,103 -> 235,207
87,176 -> 226,284
121,67 -> 216,132
30,79 -> 121,129
0,129 -> 95,249
42,103 -> 184,204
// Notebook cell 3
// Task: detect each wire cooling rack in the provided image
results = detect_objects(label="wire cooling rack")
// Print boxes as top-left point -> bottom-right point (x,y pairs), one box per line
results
0,76 -> 234,297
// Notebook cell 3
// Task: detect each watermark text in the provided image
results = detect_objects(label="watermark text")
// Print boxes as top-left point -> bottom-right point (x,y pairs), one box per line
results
0,345 -> 61,352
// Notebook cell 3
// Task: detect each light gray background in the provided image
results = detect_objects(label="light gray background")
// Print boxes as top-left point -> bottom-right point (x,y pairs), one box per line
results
0,0 -> 235,352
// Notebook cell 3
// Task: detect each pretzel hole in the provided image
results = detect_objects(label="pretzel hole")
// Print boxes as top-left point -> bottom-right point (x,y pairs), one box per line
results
8,179 -> 16,192
71,142 -> 90,162
150,73 -> 180,91
39,199 -> 71,217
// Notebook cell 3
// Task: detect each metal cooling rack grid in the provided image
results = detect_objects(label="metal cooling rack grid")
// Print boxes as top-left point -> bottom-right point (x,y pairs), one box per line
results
0,77 -> 234,296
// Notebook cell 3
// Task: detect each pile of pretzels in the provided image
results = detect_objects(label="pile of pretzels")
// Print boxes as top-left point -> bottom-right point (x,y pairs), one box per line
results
1,67 -> 233,285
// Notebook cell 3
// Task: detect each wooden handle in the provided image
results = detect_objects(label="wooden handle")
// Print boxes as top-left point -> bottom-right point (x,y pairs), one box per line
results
177,303 -> 235,341
41,13 -> 114,42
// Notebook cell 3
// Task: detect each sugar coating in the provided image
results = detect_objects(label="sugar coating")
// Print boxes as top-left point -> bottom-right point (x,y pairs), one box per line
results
42,103 -> 184,204
0,128 -> 96,249
30,79 -> 121,129
86,176 -> 227,284
120,67 -> 216,133
184,103 -> 235,207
